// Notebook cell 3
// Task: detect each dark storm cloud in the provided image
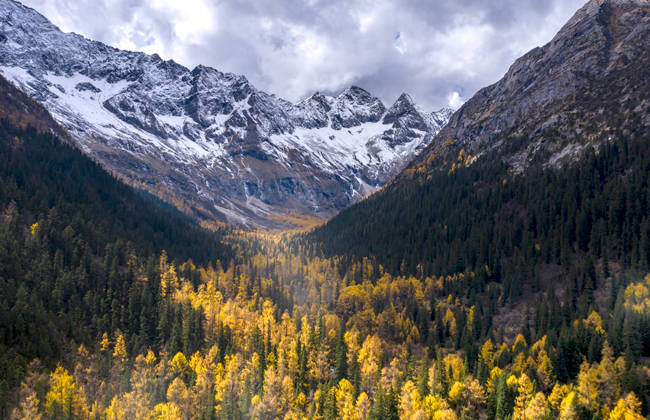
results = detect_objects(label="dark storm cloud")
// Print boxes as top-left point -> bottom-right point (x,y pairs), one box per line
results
21,0 -> 586,110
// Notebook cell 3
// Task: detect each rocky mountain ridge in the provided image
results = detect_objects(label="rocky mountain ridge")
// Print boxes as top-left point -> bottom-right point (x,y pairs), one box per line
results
0,0 -> 452,229
407,0 -> 649,176
309,0 -> 650,280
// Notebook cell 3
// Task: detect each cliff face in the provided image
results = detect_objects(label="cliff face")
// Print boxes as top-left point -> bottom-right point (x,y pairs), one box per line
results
408,0 -> 649,175
0,0 -> 451,229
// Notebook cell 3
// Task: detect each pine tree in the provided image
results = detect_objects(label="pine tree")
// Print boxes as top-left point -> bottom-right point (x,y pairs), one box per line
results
334,325 -> 348,383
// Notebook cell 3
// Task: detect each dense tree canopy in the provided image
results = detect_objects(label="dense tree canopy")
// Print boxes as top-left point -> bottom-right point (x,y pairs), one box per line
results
0,76 -> 648,418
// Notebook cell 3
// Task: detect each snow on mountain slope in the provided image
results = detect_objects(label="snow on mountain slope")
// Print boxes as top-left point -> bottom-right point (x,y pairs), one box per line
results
0,0 -> 451,229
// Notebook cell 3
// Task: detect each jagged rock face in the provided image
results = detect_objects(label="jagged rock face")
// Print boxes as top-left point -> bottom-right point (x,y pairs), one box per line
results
383,93 -> 436,146
0,0 -> 451,229
329,86 -> 386,129
410,0 -> 650,174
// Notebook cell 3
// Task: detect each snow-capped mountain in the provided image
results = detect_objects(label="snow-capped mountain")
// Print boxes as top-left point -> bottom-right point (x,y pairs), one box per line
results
0,0 -> 451,229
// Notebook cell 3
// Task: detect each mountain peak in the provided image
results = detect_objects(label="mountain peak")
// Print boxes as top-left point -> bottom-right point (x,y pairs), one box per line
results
0,0 -> 450,229
329,85 -> 386,129
551,0 -> 647,48
433,107 -> 454,119
383,92 -> 420,126
576,0 -> 646,15
409,0 -> 649,174
302,91 -> 331,111
339,85 -> 370,97
395,92 -> 415,104
335,85 -> 379,106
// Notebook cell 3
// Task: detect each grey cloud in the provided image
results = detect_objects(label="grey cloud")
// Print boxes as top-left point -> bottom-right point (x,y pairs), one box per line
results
21,0 -> 586,110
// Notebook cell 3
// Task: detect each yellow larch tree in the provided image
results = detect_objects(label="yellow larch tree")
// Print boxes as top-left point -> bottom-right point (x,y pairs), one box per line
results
399,380 -> 423,419
335,378 -> 357,420
45,365 -> 88,419
513,373 -> 534,420
608,393 -> 644,420
358,334 -> 382,393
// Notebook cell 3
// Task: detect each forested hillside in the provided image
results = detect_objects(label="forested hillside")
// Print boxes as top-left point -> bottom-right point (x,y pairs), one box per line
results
309,130 -> 650,283
1,72 -> 648,419
0,75 -> 237,414
1,0 -> 650,416
309,0 -> 650,281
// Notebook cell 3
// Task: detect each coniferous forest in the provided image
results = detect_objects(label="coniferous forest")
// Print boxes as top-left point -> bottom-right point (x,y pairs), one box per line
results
0,72 -> 648,420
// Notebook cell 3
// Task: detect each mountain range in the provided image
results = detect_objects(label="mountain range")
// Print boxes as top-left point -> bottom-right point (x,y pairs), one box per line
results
1,0 -> 650,418
312,0 -> 650,274
0,0 -> 451,229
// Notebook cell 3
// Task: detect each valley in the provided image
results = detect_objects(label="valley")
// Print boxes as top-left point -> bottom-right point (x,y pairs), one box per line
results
0,0 -> 649,418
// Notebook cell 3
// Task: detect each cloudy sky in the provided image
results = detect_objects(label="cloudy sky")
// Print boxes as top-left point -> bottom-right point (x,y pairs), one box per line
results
21,0 -> 586,110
